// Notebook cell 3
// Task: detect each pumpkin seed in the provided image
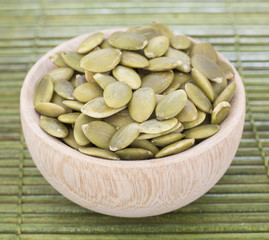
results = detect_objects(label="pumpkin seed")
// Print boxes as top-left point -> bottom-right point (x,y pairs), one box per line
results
184,124 -> 220,139
156,90 -> 187,120
49,52 -> 67,67
150,22 -> 174,39
128,26 -> 160,40
190,42 -> 218,62
77,32 -> 105,54
129,87 -> 156,122
108,31 -> 148,50
183,110 -> 206,129
40,115 -> 68,138
213,82 -> 236,108
165,47 -> 191,73
58,112 -> 80,124
54,80 -> 75,100
104,81 -> 132,108
100,38 -> 114,49
120,51 -> 149,68
62,100 -> 84,111
144,36 -> 169,58
141,70 -> 174,93
79,147 -> 120,160
217,60 -> 234,79
185,83 -> 212,114
175,72 -> 192,86
211,101 -> 231,124
152,132 -> 184,147
155,138 -> 195,158
155,94 -> 164,104
130,139 -> 159,156
139,118 -> 178,134
61,51 -> 85,73
48,67 -> 74,82
212,77 -> 227,98
51,93 -> 72,113
176,99 -> 198,122
34,75 -> 54,105
147,57 -> 179,71
115,148 -> 154,160
171,35 -> 191,50
191,68 -> 215,102
191,54 -> 223,83
82,121 -> 116,149
74,113 -> 94,146
85,71 -> 95,82
74,74 -> 87,87
73,82 -> 103,103
112,65 -> 141,89
109,123 -> 140,151
104,109 -> 134,129
35,102 -> 66,117
93,73 -> 117,89
81,97 -> 126,118
80,48 -> 121,72
162,74 -> 182,95
63,128 -> 81,150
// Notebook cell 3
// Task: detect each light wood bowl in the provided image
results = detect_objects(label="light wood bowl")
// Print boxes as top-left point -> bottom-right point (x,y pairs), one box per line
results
20,29 -> 246,218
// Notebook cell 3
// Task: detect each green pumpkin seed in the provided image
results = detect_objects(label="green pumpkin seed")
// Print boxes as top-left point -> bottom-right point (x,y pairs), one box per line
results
175,72 -> 192,86
77,32 -> 105,54
155,94 -> 164,104
40,115 -> 68,138
104,109 -> 134,129
108,31 -> 148,50
217,60 -> 234,79
73,82 -> 103,103
162,74 -> 183,95
48,67 -> 74,82
82,121 -> 116,149
141,70 -> 174,93
185,83 -> 212,114
130,139 -> 159,156
127,26 -> 160,40
184,124 -> 220,139
191,68 -> 215,102
191,54 -> 224,83
61,51 -> 85,73
70,75 -> 76,87
147,57 -> 179,71
139,118 -> 178,134
103,81 -> 132,108
62,100 -> 84,111
81,97 -> 126,118
151,132 -> 184,147
51,93 -> 72,113
93,73 -> 117,89
211,101 -> 231,124
35,102 -> 66,117
109,123 -> 140,151
165,47 -> 191,73
49,52 -> 67,67
80,48 -> 121,73
212,77 -> 227,98
156,90 -> 187,120
74,113 -> 94,146
112,65 -> 141,89
120,51 -> 149,68
150,22 -> 174,39
171,35 -> 191,50
129,87 -> 156,122
100,38 -> 114,49
213,82 -> 236,108
115,148 -> 154,160
190,42 -> 218,62
182,110 -> 206,129
176,99 -> 198,122
74,74 -> 87,87
34,75 -> 54,106
155,138 -> 195,158
144,36 -> 169,58
54,80 -> 75,100
79,147 -> 120,160
63,128 -> 81,150
85,71 -> 95,82
58,112 -> 80,124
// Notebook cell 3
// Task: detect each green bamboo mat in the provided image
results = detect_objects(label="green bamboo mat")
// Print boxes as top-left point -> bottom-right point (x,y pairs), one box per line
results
1,0 -> 269,239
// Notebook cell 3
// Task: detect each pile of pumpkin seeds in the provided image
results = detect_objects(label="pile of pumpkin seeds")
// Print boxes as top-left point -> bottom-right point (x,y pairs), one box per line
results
34,22 -> 236,160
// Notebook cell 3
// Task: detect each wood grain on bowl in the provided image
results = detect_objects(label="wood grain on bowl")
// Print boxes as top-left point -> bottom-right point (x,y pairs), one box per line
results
20,29 -> 245,218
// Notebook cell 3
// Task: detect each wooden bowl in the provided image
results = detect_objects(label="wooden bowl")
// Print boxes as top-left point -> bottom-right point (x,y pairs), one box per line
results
20,29 -> 246,218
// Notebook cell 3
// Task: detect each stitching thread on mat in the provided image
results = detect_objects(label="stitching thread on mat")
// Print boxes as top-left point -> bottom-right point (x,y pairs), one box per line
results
16,0 -> 46,239
225,0 -> 269,176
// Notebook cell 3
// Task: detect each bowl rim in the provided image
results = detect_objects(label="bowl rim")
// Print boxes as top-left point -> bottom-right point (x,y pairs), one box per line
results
20,28 -> 246,169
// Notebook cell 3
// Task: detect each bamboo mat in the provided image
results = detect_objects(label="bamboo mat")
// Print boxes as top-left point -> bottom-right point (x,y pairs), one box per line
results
1,0 -> 269,239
